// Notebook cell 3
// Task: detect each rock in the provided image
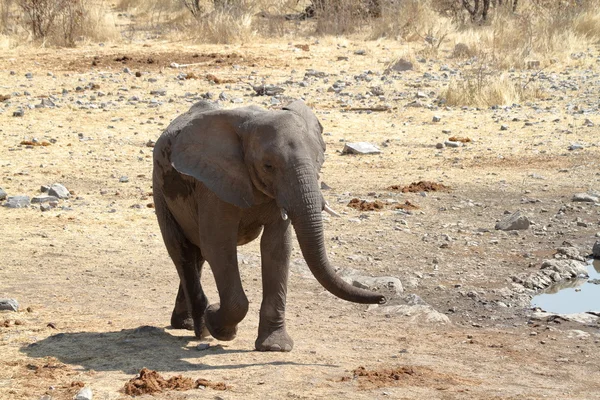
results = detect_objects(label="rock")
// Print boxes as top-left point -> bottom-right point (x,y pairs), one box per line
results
150,89 -> 166,96
0,298 -> 19,311
532,310 -> 599,324
495,211 -> 530,231
568,143 -> 584,151
500,124 -> 509,131
74,387 -> 93,400
197,343 -> 210,350
48,183 -> 70,199
386,58 -> 413,72
444,140 -> 461,148
146,140 -> 156,148
31,195 -> 59,204
252,84 -> 285,96
351,276 -> 403,295
342,142 -> 381,155
583,118 -> 594,127
432,115 -> 441,122
4,196 -> 30,208
436,142 -> 445,149
119,176 -> 129,183
593,241 -> 600,259
572,193 -> 598,203
13,109 -> 24,117
374,304 -> 450,324
556,247 -> 585,261
540,259 -> 588,279
416,91 -> 428,99
0,187 -> 6,200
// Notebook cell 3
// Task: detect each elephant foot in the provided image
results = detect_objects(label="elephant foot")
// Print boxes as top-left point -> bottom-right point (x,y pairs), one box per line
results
170,314 -> 194,330
205,304 -> 239,341
255,327 -> 294,352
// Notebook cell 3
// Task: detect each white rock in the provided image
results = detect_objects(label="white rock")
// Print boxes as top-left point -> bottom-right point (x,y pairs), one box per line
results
74,387 -> 92,400
342,142 -> 381,155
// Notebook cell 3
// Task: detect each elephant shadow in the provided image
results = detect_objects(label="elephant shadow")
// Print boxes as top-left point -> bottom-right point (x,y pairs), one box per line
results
21,326 -> 324,374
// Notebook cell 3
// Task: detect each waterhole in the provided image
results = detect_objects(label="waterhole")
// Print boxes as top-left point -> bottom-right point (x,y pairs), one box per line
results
531,259 -> 600,314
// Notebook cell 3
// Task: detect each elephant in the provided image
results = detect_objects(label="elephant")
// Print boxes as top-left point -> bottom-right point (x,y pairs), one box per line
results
152,99 -> 386,352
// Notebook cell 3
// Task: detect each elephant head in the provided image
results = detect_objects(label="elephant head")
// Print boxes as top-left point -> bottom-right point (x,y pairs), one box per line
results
169,100 -> 385,305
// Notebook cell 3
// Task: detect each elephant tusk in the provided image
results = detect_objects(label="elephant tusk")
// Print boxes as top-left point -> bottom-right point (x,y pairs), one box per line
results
281,208 -> 288,221
323,203 -> 341,218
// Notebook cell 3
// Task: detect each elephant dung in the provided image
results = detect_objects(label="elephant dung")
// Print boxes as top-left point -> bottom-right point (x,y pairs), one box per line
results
495,210 -> 530,231
342,142 -> 381,155
0,298 -> 19,312
350,276 -> 403,295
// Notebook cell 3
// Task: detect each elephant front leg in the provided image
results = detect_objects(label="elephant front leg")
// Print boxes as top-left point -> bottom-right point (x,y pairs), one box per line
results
255,220 -> 294,352
199,203 -> 249,342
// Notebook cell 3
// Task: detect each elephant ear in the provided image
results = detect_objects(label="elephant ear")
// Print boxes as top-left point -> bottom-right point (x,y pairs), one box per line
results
283,100 -> 326,154
170,109 -> 256,208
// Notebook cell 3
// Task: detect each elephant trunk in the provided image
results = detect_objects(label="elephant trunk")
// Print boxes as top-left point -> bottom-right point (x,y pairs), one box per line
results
285,165 -> 386,305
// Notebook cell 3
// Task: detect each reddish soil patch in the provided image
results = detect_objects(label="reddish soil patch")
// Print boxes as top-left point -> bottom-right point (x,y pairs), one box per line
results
346,365 -> 477,390
389,181 -> 450,193
448,136 -> 471,143
123,368 -> 227,396
347,198 -> 385,211
394,200 -> 420,210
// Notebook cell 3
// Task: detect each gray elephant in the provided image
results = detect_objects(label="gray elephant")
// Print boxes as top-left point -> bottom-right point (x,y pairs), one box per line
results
152,99 -> 385,352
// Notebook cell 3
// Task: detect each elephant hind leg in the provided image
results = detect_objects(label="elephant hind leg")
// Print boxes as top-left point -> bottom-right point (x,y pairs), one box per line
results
154,190 -> 208,338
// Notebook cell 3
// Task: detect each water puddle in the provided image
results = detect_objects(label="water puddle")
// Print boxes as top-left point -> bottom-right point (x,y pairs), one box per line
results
531,259 -> 600,314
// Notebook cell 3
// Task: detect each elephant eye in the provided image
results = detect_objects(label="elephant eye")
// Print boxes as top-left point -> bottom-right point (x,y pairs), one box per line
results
264,163 -> 273,171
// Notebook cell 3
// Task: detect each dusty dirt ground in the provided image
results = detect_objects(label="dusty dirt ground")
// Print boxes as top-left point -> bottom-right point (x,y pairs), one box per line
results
1,35 -> 599,400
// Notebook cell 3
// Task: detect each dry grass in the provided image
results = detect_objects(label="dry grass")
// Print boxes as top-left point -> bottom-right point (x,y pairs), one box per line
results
442,66 -> 545,107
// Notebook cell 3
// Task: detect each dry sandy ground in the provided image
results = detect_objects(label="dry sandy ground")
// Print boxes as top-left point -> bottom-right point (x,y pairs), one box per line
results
1,37 -> 599,400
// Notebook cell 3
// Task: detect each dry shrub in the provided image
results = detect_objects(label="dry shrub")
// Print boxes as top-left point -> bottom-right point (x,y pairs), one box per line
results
371,0 -> 454,42
313,0 -> 371,36
5,0 -> 117,46
192,2 -> 256,43
451,0 -> 599,68
442,65 -> 544,107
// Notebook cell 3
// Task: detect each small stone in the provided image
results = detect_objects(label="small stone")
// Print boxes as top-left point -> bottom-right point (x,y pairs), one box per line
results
25,72 -> 33,79
197,343 -> 210,350
4,196 -> 30,208
74,387 -> 93,400
593,241 -> 600,259
583,118 -> 594,127
150,89 -> 166,96
40,185 -> 49,193
252,84 -> 285,96
444,140 -> 461,148
495,211 -> 530,231
432,115 -> 441,122
342,142 -> 381,155
572,193 -> 598,203
416,91 -> 428,99
354,49 -> 366,55
0,298 -> 19,311
270,97 -> 281,105
568,143 -> 584,151
119,176 -> 129,183
31,195 -> 59,204
48,183 -> 70,199
13,109 -> 24,117
0,187 -> 6,200
351,276 -> 403,294
436,142 -> 445,149
500,124 -> 509,131
387,58 -> 413,72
